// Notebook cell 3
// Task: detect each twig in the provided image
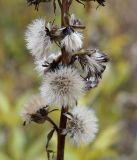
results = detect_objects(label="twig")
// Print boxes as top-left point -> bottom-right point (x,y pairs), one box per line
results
46,116 -> 59,132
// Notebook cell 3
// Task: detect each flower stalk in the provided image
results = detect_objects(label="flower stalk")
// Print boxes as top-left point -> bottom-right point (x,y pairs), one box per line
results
57,1 -> 71,160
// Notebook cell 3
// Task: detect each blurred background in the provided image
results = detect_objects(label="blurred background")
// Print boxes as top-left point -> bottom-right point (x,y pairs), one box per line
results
0,0 -> 137,160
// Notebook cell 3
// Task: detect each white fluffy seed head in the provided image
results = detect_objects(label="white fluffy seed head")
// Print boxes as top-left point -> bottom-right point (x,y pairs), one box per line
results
20,94 -> 46,124
67,106 -> 98,145
40,67 -> 85,108
25,18 -> 52,59
61,32 -> 83,53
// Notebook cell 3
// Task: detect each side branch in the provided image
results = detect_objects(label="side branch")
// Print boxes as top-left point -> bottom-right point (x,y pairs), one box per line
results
46,116 -> 59,132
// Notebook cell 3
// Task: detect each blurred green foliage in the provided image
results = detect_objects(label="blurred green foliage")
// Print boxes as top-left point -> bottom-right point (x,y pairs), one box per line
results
0,0 -> 137,160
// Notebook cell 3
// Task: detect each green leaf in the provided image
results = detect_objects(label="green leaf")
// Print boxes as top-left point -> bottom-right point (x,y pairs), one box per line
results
15,92 -> 33,113
8,128 -> 26,160
25,136 -> 45,159
0,152 -> 10,160
0,92 -> 10,114
93,125 -> 119,150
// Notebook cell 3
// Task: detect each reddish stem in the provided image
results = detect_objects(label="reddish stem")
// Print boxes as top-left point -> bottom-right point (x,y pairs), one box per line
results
57,0 -> 71,160
57,106 -> 69,160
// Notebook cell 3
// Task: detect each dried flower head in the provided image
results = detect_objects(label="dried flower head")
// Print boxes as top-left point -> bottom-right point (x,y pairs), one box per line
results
69,14 -> 85,32
40,67 -> 85,108
61,26 -> 83,53
75,0 -> 106,8
93,0 -> 106,6
69,14 -> 83,26
35,52 -> 61,76
25,18 -> 52,59
21,94 -> 49,125
84,76 -> 99,89
71,49 -> 109,89
85,49 -> 109,76
64,106 -> 98,145
27,0 -> 51,10
27,0 -> 41,10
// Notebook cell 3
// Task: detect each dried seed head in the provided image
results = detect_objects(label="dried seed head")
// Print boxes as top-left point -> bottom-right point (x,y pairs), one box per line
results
40,67 -> 85,108
21,94 -> 48,125
27,0 -> 51,10
69,14 -> 83,26
25,18 -> 52,59
84,76 -> 99,89
85,49 -> 109,77
27,0 -> 40,10
71,49 -> 109,89
93,0 -> 106,6
61,26 -> 83,53
66,106 -> 98,145
35,52 -> 61,76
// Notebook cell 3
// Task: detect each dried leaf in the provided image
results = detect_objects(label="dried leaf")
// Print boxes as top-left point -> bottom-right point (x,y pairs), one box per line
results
46,128 -> 55,149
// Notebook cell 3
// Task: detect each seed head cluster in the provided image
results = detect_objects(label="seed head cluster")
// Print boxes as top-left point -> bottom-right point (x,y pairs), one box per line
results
21,9 -> 109,146
61,27 -> 83,53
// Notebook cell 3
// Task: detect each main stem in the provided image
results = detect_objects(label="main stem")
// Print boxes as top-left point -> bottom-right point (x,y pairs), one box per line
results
57,0 -> 71,160
57,106 -> 68,160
